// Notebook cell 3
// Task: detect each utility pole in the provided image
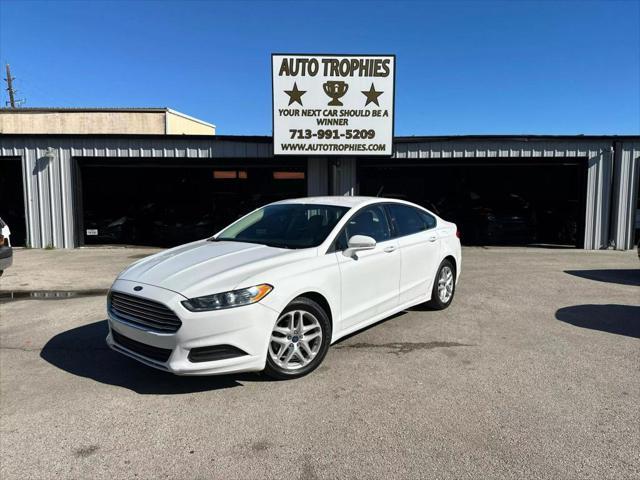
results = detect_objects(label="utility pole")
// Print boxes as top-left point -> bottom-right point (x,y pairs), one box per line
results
5,64 -> 17,108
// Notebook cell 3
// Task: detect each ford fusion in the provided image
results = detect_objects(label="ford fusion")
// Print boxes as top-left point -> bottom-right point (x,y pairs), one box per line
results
106,197 -> 461,379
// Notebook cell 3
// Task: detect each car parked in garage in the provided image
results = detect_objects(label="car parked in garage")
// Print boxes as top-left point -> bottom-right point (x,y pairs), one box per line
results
0,217 -> 13,276
106,197 -> 462,379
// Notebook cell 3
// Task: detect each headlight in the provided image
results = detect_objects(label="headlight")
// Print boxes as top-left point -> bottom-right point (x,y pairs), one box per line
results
181,284 -> 273,312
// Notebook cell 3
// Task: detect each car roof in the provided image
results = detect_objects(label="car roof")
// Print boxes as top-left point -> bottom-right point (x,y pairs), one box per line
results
272,196 -> 405,209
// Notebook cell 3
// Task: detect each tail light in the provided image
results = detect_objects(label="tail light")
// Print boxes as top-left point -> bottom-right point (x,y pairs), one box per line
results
455,229 -> 461,239
0,234 -> 4,245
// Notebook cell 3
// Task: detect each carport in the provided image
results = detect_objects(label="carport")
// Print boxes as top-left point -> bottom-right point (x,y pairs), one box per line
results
358,157 -> 587,247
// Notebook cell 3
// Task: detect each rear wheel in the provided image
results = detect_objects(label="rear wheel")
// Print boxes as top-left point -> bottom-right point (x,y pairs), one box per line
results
264,297 -> 331,380
427,260 -> 456,310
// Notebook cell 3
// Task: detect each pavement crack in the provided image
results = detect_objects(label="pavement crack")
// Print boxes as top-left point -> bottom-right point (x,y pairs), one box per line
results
0,345 -> 111,353
335,341 -> 472,355
0,345 -> 43,352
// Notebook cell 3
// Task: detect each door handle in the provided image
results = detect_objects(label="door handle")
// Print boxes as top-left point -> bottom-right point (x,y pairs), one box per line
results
428,236 -> 437,242
383,246 -> 397,253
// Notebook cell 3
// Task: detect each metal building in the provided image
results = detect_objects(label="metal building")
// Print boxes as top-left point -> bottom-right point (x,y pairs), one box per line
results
0,129 -> 638,250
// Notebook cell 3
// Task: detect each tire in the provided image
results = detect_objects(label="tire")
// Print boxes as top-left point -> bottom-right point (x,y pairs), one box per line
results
426,259 -> 456,310
264,297 -> 332,380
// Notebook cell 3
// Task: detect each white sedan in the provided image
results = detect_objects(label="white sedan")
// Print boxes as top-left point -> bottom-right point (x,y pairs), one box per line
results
106,196 -> 461,379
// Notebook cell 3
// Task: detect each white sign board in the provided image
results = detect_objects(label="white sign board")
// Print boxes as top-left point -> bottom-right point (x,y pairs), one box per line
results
272,54 -> 395,156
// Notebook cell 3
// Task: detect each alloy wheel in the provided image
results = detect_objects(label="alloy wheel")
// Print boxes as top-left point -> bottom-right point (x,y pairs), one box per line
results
437,265 -> 454,303
268,310 -> 323,371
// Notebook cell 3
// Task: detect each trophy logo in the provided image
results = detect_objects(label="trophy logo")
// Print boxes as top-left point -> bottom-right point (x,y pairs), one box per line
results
323,80 -> 349,106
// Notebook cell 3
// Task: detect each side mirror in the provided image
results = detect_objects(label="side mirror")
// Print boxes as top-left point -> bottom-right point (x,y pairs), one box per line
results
343,235 -> 376,258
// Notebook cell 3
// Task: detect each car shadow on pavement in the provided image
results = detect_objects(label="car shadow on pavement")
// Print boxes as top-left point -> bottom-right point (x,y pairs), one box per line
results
333,311 -> 407,345
564,269 -> 640,287
40,320 -> 266,394
408,303 -> 438,312
556,304 -> 640,339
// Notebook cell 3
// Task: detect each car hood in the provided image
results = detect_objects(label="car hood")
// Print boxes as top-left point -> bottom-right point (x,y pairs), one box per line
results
118,239 -> 315,298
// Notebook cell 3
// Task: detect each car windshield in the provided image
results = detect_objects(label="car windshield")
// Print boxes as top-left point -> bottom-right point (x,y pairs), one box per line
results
212,203 -> 350,249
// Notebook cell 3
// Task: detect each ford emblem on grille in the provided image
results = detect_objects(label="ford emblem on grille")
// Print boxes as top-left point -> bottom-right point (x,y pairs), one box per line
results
133,286 -> 143,291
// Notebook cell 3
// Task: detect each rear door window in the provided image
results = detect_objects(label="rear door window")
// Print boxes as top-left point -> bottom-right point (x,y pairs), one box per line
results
387,204 -> 432,237
418,210 -> 437,230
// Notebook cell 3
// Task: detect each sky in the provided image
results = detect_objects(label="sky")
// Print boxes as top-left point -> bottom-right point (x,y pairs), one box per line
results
0,0 -> 638,136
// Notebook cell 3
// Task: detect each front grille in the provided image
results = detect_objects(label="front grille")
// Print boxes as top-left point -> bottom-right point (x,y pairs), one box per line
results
188,345 -> 248,363
111,330 -> 172,363
108,291 -> 182,333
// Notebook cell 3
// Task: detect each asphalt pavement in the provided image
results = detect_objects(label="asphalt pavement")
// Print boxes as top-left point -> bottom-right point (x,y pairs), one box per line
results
1,246 -> 638,479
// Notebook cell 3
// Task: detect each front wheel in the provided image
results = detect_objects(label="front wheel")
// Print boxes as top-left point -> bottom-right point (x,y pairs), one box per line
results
427,260 -> 456,310
263,297 -> 332,380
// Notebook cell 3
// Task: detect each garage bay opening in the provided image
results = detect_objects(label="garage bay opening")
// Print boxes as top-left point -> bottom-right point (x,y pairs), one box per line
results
359,158 -> 587,247
77,158 -> 307,247
0,157 -> 26,246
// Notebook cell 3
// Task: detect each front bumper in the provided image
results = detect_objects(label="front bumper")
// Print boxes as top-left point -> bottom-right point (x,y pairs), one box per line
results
106,279 -> 279,375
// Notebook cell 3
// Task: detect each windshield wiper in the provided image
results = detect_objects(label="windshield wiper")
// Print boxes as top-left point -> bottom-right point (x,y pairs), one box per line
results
208,237 -> 256,244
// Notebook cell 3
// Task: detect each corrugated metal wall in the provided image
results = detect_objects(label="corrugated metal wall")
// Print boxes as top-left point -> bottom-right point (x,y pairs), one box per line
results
0,135 -> 638,250
332,158 -> 357,196
307,157 -> 329,196
611,141 -> 640,249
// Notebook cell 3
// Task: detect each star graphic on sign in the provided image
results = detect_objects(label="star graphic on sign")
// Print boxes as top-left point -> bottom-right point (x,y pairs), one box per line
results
361,83 -> 383,107
284,82 -> 306,106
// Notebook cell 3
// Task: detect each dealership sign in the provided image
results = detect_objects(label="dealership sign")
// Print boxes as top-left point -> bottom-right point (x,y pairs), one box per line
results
272,54 -> 395,156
